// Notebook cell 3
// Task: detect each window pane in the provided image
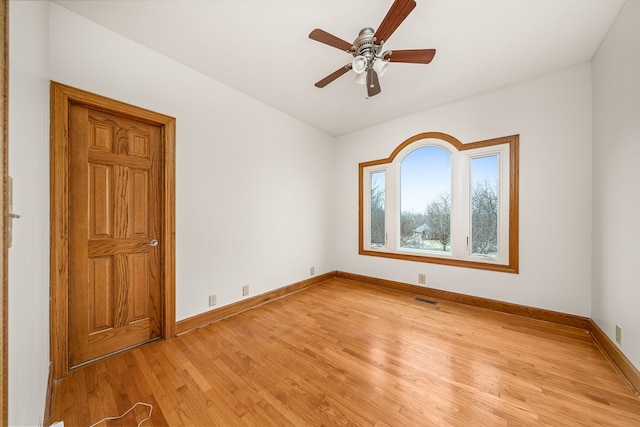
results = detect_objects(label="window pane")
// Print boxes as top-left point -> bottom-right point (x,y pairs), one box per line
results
370,171 -> 385,247
400,146 -> 451,252
471,155 -> 499,256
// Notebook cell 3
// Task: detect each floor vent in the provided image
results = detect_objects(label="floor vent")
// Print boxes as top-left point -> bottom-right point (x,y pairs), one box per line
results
415,297 -> 438,305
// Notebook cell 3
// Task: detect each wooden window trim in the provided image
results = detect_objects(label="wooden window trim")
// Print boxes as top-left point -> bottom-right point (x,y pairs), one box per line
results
359,132 -> 519,274
50,82 -> 176,378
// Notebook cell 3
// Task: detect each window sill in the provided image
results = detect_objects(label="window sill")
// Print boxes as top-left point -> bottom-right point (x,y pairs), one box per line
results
359,248 -> 518,274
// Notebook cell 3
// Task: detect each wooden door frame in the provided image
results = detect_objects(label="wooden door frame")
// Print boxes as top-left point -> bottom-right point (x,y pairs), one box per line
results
50,82 -> 176,379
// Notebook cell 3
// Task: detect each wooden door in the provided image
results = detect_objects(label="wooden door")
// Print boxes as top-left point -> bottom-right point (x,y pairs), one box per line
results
68,105 -> 163,367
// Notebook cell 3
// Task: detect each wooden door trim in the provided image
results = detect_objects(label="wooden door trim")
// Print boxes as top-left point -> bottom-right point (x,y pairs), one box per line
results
50,82 -> 176,379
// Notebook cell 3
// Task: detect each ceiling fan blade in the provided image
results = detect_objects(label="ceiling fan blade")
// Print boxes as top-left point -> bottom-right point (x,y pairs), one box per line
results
314,64 -> 352,88
309,29 -> 353,52
383,49 -> 436,64
366,68 -> 382,97
374,0 -> 417,44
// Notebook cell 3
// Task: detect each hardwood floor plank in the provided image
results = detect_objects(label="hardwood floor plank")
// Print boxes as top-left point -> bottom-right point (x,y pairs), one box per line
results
51,278 -> 640,426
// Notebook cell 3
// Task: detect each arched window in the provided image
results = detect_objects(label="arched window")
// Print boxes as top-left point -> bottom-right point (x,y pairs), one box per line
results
360,132 -> 519,273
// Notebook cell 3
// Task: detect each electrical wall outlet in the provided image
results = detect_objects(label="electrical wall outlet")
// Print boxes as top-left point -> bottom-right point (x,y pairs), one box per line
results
310,266 -> 315,276
615,325 -> 622,345
242,285 -> 249,296
208,294 -> 216,307
418,274 -> 426,285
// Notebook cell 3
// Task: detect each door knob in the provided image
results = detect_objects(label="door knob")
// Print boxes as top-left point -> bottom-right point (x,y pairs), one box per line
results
149,239 -> 159,247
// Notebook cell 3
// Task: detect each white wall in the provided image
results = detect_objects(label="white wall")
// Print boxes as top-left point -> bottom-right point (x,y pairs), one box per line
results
8,1 -> 51,425
334,64 -> 593,316
592,0 -> 640,370
48,3 -> 335,321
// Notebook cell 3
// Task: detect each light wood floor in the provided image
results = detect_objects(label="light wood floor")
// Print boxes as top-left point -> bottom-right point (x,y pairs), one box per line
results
50,278 -> 640,426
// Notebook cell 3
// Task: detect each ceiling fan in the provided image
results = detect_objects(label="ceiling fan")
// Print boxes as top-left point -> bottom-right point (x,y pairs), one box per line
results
309,0 -> 436,98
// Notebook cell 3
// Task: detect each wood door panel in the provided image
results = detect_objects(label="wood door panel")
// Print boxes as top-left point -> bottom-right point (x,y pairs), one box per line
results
128,252 -> 149,321
129,132 -> 150,158
88,239 -> 150,257
130,169 -> 149,237
89,163 -> 113,239
113,253 -> 130,328
88,256 -> 114,333
113,165 -> 129,240
89,151 -> 151,169
90,121 -> 113,152
69,104 -> 162,368
88,110 -> 153,156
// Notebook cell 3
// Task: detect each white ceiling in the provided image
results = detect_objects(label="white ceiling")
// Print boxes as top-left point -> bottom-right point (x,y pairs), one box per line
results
53,0 -> 625,136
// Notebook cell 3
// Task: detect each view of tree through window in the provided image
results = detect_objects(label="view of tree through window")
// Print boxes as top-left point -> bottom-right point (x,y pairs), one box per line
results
400,146 -> 451,252
471,155 -> 499,256
370,171 -> 385,247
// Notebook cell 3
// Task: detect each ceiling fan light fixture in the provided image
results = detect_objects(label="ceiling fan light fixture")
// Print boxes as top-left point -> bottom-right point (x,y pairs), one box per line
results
354,72 -> 367,85
373,58 -> 389,77
352,55 -> 368,74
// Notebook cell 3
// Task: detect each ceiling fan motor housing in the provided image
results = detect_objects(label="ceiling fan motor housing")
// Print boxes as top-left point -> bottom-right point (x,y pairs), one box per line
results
353,27 -> 381,63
